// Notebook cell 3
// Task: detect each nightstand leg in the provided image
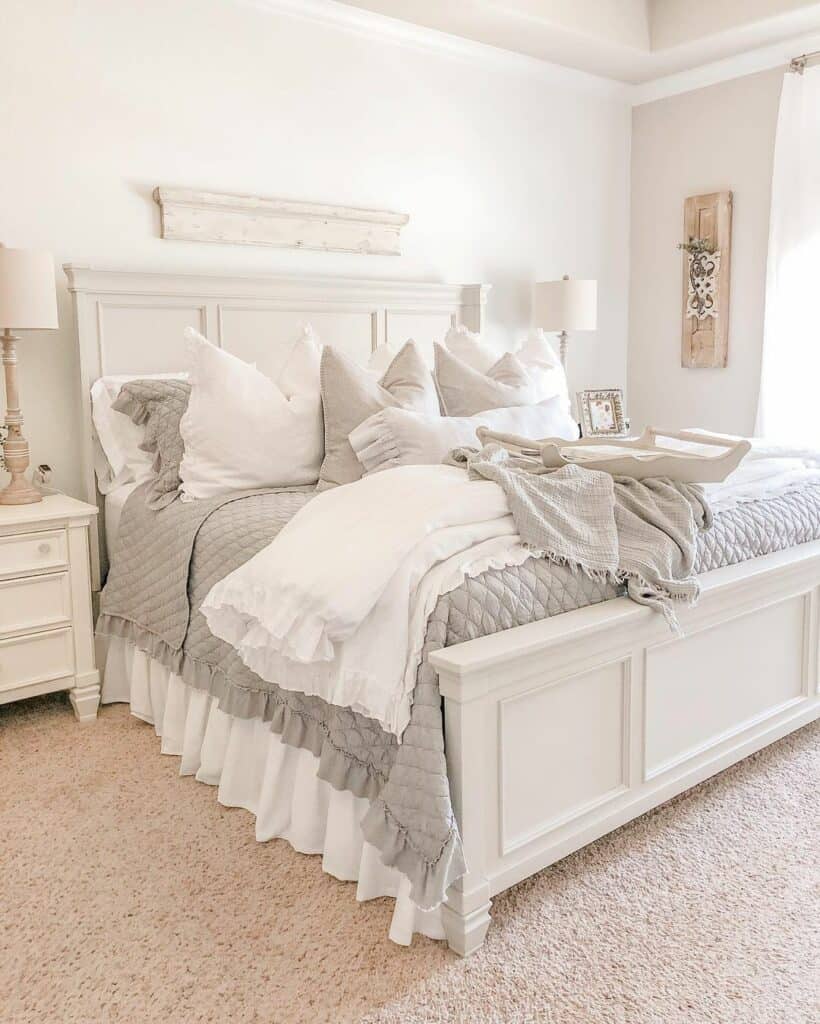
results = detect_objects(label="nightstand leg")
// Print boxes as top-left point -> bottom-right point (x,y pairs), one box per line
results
67,521 -> 100,722
69,680 -> 101,723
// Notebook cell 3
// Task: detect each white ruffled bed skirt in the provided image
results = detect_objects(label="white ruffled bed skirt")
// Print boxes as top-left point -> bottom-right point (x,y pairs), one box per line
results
100,636 -> 444,946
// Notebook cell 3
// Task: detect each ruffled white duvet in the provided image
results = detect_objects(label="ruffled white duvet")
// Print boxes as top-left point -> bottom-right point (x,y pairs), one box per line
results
203,465 -> 532,736
202,443 -> 820,739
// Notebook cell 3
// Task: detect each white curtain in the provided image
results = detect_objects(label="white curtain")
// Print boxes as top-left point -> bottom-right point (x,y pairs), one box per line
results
756,66 -> 820,444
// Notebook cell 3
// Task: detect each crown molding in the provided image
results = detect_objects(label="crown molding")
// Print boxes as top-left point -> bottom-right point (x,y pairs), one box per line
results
236,0 -> 630,99
235,0 -> 820,108
632,30 -> 820,106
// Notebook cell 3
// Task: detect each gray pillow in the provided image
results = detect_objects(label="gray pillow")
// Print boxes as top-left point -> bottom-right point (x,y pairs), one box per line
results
434,343 -> 537,416
318,340 -> 439,490
112,379 -> 191,509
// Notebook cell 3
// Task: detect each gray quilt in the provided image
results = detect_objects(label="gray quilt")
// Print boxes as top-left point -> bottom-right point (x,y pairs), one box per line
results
97,480 -> 820,909
457,444 -> 711,632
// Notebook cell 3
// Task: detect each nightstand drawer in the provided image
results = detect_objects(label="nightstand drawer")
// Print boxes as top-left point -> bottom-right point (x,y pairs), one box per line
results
0,628 -> 75,694
0,529 -> 68,579
0,572 -> 72,639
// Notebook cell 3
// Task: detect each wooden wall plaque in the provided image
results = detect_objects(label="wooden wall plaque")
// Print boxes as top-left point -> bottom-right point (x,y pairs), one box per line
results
153,187 -> 409,256
681,191 -> 732,368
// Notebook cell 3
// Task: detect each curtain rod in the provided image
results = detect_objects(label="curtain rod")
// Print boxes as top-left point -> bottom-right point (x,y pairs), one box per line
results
790,48 -> 820,73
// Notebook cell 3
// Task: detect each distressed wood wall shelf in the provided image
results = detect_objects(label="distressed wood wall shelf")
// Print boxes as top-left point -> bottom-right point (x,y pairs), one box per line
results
153,187 -> 409,256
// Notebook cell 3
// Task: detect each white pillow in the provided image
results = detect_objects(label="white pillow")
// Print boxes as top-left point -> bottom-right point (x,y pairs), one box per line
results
444,325 -> 569,408
90,373 -> 186,494
277,325 -> 321,398
516,329 -> 570,409
366,343 -> 402,376
179,327 -> 323,499
277,324 -> 394,395
349,398 -> 579,476
444,325 -> 500,374
434,344 -> 537,416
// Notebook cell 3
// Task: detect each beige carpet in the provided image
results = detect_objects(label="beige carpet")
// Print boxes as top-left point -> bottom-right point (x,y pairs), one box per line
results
1,695 -> 817,1024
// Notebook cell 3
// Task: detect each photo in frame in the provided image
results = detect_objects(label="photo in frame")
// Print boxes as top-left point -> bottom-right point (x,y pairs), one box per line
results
577,389 -> 627,437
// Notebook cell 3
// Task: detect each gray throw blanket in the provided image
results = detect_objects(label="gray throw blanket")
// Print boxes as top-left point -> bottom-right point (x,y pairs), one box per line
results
451,444 -> 713,633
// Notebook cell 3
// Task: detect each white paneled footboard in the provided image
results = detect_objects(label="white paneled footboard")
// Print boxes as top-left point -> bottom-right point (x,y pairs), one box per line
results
431,540 -> 820,956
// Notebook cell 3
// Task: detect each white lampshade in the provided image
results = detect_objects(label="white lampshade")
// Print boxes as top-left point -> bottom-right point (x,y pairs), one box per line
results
533,278 -> 597,332
0,246 -> 59,330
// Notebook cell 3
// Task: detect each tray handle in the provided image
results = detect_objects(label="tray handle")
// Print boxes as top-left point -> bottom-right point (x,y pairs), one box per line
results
475,426 -> 543,456
641,427 -> 752,457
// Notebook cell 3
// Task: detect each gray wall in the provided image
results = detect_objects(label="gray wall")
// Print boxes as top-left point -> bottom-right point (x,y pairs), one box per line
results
628,67 -> 784,435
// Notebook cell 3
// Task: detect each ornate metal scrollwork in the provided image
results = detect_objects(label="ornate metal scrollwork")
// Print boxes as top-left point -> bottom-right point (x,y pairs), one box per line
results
686,249 -> 721,320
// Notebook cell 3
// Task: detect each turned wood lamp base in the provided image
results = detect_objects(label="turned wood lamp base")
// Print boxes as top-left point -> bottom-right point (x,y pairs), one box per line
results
1,328 -> 42,506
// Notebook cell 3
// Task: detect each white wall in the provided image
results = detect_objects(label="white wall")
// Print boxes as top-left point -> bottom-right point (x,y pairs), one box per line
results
628,67 -> 783,435
0,0 -> 630,499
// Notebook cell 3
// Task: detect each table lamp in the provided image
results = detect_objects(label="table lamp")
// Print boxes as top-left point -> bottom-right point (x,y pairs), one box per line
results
533,276 -> 597,370
0,246 -> 58,505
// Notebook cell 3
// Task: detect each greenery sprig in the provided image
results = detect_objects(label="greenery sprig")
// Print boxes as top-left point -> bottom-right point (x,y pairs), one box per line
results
677,237 -> 715,255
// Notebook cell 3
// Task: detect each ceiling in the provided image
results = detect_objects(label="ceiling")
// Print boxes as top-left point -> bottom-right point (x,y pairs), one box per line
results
337,0 -> 820,83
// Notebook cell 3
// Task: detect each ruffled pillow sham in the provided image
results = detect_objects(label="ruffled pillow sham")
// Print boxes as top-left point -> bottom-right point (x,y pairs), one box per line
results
111,378 -> 192,509
349,398 -> 579,476
91,373 -> 188,494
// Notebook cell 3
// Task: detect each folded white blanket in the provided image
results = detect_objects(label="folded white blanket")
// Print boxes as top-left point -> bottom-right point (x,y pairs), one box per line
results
202,465 -> 530,736
682,432 -> 820,512
202,441 -> 820,738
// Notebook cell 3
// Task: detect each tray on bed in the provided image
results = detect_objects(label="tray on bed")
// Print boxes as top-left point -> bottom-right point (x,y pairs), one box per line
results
475,427 -> 751,483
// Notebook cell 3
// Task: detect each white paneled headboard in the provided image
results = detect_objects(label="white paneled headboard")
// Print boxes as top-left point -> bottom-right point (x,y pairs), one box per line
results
64,264 -> 488,588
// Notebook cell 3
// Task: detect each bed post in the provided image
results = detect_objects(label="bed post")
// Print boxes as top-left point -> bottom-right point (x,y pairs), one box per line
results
459,283 -> 490,336
438,668 -> 493,956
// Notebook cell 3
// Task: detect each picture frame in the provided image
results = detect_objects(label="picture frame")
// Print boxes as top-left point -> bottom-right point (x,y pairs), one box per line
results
577,388 -> 627,437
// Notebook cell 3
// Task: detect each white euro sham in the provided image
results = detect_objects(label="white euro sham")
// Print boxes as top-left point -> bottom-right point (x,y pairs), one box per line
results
179,327 -> 323,498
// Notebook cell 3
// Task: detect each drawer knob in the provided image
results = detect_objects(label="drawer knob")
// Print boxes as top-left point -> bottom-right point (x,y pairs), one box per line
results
38,542 -> 51,555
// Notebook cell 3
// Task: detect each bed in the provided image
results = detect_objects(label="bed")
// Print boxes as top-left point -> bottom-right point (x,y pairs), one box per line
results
68,265 -> 820,955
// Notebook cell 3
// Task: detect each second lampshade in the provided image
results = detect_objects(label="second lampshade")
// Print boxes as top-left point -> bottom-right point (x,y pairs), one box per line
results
533,277 -> 597,369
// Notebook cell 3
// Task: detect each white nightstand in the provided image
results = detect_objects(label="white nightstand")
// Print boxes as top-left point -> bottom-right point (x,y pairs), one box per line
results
0,493 -> 100,722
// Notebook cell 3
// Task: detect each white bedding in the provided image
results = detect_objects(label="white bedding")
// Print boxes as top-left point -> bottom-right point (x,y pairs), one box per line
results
104,481 -> 140,562
704,440 -> 820,512
203,465 -> 530,736
100,635 -> 443,946
202,443 -> 820,738
659,432 -> 820,512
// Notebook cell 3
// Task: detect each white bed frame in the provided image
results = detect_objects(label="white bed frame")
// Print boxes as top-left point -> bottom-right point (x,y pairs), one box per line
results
65,265 -> 487,589
67,266 -> 820,956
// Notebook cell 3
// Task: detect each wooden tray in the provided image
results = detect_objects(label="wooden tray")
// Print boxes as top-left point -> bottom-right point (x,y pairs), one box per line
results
474,427 -> 751,483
